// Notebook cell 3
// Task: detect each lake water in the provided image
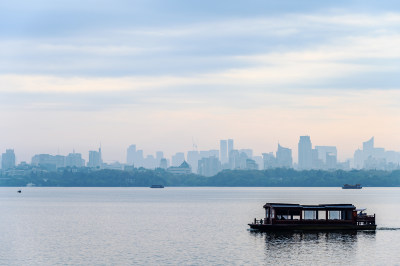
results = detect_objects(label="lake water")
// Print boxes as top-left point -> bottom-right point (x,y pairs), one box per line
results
1,187 -> 399,265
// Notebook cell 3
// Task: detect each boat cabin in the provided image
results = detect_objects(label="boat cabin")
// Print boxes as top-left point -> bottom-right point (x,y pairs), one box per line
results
259,203 -> 374,226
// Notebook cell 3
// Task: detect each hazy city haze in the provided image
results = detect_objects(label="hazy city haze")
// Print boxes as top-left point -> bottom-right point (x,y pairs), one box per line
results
1,1 -> 400,162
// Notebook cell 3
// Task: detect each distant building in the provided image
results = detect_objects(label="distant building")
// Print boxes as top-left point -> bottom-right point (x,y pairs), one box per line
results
363,137 -> 374,157
352,137 -> 398,170
1,149 -> 15,170
135,150 -> 144,167
326,153 -> 337,169
103,161 -> 124,170
245,159 -> 258,170
353,149 -> 363,169
315,146 -> 337,164
88,148 -> 102,168
32,154 -> 56,171
228,139 -> 234,154
227,139 -> 234,165
298,136 -> 312,170
239,149 -> 253,159
144,155 -> 157,169
127,145 -> 136,165
187,150 -> 200,173
262,152 -> 276,169
160,158 -> 168,169
126,145 -> 146,167
172,152 -> 185,167
220,140 -> 228,164
229,149 -> 240,169
156,151 -> 164,166
253,156 -> 263,170
198,157 -> 221,176
167,161 -> 191,175
311,149 -> 322,169
66,152 -> 85,167
276,144 -> 292,168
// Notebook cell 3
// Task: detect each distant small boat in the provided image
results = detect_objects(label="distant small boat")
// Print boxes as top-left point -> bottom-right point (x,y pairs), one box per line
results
17,190 -> 22,193
150,185 -> 164,188
342,184 -> 362,189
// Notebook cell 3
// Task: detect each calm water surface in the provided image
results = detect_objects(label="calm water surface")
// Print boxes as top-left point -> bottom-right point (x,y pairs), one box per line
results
1,187 -> 399,265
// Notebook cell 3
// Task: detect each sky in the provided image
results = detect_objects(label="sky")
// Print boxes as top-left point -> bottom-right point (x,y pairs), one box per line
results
1,0 -> 400,163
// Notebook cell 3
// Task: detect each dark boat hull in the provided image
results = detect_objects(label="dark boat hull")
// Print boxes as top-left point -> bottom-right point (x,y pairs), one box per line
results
248,223 -> 376,231
150,185 -> 164,188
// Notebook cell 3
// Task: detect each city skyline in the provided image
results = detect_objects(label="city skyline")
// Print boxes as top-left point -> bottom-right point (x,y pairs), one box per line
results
2,1 -> 400,165
2,135 -> 399,168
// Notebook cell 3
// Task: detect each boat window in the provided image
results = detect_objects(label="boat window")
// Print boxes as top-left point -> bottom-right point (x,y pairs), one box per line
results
292,215 -> 300,220
318,210 -> 326,220
328,210 -> 341,220
342,210 -> 352,220
303,210 -> 316,220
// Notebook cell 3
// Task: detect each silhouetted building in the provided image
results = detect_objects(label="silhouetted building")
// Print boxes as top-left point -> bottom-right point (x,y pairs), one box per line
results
240,149 -> 253,159
172,152 -> 185,167
88,148 -> 102,168
262,152 -> 276,169
245,159 -> 258,170
326,153 -> 337,169
220,140 -> 228,164
363,137 -> 374,157
66,152 -> 85,167
135,150 -> 144,167
315,146 -> 337,164
353,149 -> 363,169
276,144 -> 292,168
2,149 -> 15,170
126,145 -> 136,165
160,158 -> 168,169
156,151 -> 164,165
31,154 -> 61,171
144,155 -> 157,169
229,149 -> 240,169
187,150 -> 200,173
298,136 -> 312,170
167,161 -> 191,175
198,157 -> 221,176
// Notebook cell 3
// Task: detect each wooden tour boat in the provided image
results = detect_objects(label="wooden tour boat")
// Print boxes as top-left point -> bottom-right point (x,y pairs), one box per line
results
249,203 -> 376,231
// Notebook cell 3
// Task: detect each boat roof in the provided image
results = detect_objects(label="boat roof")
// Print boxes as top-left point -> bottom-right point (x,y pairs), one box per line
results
264,203 -> 356,209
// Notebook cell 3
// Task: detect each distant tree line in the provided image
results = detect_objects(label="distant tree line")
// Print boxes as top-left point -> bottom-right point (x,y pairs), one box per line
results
1,168 -> 400,187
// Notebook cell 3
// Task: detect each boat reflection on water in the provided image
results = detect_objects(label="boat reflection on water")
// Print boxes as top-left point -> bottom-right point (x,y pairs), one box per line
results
248,230 -> 376,264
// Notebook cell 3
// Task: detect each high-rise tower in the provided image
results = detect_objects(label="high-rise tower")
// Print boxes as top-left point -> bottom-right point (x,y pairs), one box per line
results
220,140 -> 228,164
298,136 -> 312,170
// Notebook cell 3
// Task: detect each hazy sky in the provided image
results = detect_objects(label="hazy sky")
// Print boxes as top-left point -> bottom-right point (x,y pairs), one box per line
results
1,0 -> 400,163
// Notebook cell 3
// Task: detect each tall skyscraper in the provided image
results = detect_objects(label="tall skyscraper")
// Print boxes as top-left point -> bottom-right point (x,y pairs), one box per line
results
298,136 -> 312,170
276,144 -> 292,168
156,151 -> 164,162
135,150 -> 144,167
227,139 -> 234,155
88,147 -> 102,168
1,149 -> 15,170
220,140 -> 228,164
187,150 -> 200,173
126,145 -> 136,165
363,137 -> 374,158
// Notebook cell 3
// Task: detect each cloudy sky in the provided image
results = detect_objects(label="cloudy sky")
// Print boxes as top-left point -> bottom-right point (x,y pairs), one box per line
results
1,0 -> 400,163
